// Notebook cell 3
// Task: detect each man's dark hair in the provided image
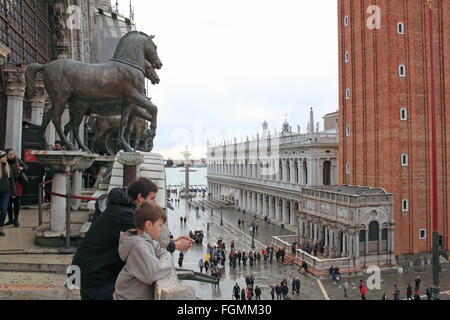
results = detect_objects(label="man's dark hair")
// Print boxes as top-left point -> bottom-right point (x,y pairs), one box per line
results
134,201 -> 166,229
128,177 -> 158,201
54,140 -> 61,144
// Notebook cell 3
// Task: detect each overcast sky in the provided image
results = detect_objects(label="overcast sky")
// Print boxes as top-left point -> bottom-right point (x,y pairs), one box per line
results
116,0 -> 338,160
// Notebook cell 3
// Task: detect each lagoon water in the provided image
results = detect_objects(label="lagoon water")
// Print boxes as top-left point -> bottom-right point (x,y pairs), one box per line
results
165,167 -> 207,187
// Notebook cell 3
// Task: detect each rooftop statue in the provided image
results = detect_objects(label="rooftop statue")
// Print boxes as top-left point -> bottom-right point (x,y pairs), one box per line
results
25,31 -> 161,152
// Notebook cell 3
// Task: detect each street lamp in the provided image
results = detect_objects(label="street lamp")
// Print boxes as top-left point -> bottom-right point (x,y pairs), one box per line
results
220,208 -> 223,226
251,222 -> 256,249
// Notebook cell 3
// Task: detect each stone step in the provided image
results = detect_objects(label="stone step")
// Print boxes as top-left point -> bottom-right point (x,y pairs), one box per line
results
0,254 -> 73,274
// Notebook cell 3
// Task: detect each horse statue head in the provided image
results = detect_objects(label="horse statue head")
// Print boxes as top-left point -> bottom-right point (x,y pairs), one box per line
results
113,31 -> 162,73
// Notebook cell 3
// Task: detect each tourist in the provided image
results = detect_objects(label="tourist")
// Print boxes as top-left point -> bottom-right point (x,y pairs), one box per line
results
233,283 -> 240,300
72,178 -> 194,300
183,217 -> 187,224
250,274 -> 255,287
415,276 -> 421,291
255,286 -> 262,300
0,151 -> 16,237
237,250 -> 242,265
381,293 -> 387,300
281,247 -> 286,263
414,289 -> 421,300
249,251 -> 254,266
360,281 -> 367,300
198,258 -> 204,273
246,285 -> 254,300
4,148 -> 27,227
238,219 -> 241,228
406,283 -> 413,300
113,202 -> 171,300
276,248 -> 281,263
180,216 -> 183,224
291,278 -> 296,294
281,282 -> 289,300
241,288 -> 246,300
270,285 -> 275,300
178,252 -> 184,268
343,280 -> 349,298
426,287 -> 432,300
204,260 -> 210,274
269,248 -> 274,264
392,285 -> 400,300
242,251 -> 247,265
275,284 -> 282,300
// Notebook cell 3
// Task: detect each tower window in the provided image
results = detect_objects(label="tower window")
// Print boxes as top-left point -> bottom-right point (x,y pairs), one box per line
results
345,52 -> 350,63
346,125 -> 351,137
345,88 -> 350,100
344,16 -> 349,27
401,154 -> 408,166
402,199 -> 409,212
399,64 -> 406,77
400,108 -> 408,121
397,22 -> 405,35
419,229 -> 427,239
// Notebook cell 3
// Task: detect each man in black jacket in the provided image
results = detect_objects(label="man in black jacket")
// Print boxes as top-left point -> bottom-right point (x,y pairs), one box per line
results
72,177 -> 193,300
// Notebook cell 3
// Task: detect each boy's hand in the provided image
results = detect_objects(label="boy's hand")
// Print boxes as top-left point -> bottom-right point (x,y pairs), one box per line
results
174,236 -> 194,251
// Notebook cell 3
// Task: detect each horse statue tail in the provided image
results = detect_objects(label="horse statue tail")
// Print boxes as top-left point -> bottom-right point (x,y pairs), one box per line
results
25,63 -> 45,97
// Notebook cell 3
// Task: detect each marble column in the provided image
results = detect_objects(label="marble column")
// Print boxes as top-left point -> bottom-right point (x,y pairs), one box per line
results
4,63 -> 26,155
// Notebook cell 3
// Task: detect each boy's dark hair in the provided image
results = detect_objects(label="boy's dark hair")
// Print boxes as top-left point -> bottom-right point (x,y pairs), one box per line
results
128,177 -> 158,201
54,140 -> 61,144
134,201 -> 166,229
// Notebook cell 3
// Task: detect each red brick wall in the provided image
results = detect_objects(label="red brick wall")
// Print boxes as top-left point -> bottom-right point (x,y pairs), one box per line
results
338,0 -> 450,256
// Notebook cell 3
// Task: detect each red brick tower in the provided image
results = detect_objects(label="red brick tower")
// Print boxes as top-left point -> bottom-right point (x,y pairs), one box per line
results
338,0 -> 449,261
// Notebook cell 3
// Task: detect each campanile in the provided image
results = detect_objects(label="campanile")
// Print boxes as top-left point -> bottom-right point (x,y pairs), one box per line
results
337,0 -> 449,261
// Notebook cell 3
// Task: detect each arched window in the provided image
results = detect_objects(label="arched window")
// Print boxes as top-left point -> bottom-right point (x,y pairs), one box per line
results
302,161 -> 308,184
279,159 -> 283,181
359,230 -> 366,242
368,221 -> 379,241
286,160 -> 291,182
323,161 -> 331,185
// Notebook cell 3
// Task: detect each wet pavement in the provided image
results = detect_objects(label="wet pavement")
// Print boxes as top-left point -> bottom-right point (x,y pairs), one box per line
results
167,194 -> 325,300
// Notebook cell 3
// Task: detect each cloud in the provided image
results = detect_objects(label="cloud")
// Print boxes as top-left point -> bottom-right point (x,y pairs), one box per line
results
118,0 -> 338,159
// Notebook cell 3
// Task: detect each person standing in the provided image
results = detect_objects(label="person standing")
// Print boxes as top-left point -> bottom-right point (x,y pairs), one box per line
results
393,285 -> 400,300
426,288 -> 432,300
240,288 -> 246,300
281,283 -> 289,300
237,251 -> 242,265
414,289 -> 421,300
270,285 -> 275,300
255,286 -> 262,300
5,148 -> 28,227
0,151 -> 16,236
198,258 -> 204,273
246,285 -> 254,300
233,283 -> 240,300
406,283 -> 413,300
414,276 -> 421,291
343,280 -> 349,298
204,260 -> 209,274
360,282 -> 367,300
275,284 -> 282,300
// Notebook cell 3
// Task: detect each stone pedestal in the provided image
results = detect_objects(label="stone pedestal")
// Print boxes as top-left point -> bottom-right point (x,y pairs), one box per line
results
31,151 -> 96,245
117,152 -> 144,187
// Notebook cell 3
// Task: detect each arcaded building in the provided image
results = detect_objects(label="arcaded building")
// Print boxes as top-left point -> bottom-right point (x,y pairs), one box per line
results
338,0 -> 449,264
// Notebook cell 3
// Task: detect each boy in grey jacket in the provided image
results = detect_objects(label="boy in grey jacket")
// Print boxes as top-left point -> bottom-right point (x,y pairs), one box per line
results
113,201 -> 172,300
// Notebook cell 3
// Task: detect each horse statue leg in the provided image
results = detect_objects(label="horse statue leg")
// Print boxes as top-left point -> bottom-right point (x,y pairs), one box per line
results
128,92 -> 158,149
51,102 -> 76,151
40,108 -> 54,150
125,111 -> 136,150
119,104 -> 134,152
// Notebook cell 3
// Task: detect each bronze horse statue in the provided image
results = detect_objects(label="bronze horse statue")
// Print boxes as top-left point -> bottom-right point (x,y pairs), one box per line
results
62,60 -> 159,152
25,31 -> 161,152
88,114 -> 150,155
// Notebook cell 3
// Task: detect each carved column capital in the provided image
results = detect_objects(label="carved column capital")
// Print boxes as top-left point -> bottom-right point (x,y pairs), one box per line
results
3,63 -> 26,98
